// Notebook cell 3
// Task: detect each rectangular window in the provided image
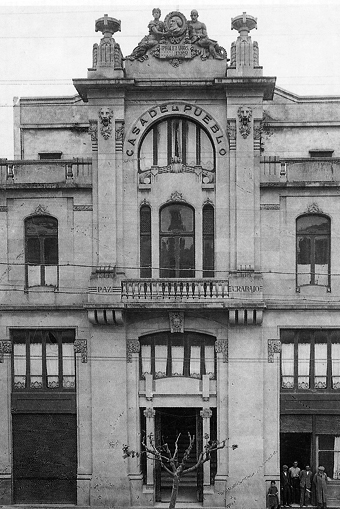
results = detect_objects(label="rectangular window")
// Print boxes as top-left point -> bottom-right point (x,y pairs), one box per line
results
12,330 -> 75,392
281,329 -> 340,391
38,152 -> 62,160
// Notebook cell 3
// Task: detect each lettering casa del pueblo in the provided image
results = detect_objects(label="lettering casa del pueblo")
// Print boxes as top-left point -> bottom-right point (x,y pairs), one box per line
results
1,7 -> 340,509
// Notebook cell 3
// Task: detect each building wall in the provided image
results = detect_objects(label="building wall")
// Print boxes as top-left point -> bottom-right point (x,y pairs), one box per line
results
0,8 -> 340,509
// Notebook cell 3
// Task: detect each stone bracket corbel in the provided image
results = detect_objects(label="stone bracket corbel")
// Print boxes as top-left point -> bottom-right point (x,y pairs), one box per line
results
88,308 -> 124,326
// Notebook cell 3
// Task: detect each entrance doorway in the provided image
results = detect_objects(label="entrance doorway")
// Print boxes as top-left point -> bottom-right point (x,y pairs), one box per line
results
280,432 -> 312,470
155,408 -> 203,503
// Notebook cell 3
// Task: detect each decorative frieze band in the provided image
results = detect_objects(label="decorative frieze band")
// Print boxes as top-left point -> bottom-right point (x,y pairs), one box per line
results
215,339 -> 228,363
127,339 -> 140,363
0,340 -> 12,362
73,205 -> 93,211
268,339 -> 281,363
74,339 -> 88,363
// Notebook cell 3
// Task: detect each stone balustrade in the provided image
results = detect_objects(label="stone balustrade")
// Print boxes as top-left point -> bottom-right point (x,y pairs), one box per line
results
0,158 -> 92,186
121,278 -> 230,301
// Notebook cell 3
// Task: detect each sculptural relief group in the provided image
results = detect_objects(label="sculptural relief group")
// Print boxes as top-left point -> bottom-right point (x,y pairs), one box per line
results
126,9 -> 227,64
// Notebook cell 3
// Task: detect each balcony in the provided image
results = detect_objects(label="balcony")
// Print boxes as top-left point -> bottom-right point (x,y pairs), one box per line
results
87,272 -> 265,324
260,156 -> 340,186
0,158 -> 92,188
121,278 -> 229,301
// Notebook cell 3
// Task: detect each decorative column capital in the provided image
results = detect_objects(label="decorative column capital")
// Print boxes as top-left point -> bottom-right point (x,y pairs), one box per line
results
215,339 -> 228,363
74,339 -> 88,363
143,408 -> 155,419
200,408 -> 213,419
0,340 -> 12,363
127,339 -> 140,363
268,339 -> 281,363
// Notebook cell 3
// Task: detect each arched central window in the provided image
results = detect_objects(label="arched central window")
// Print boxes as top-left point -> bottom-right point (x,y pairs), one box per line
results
296,214 -> 330,288
139,117 -> 215,172
160,203 -> 194,278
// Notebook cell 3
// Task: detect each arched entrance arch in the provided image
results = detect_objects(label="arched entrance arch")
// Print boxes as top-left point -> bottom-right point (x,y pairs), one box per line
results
124,102 -> 228,159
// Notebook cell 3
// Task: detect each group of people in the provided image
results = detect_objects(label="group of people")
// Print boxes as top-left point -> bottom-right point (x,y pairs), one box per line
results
268,461 -> 328,509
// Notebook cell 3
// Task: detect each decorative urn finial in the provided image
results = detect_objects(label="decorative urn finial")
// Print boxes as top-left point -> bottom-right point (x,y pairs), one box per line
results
231,12 -> 257,36
95,14 -> 121,37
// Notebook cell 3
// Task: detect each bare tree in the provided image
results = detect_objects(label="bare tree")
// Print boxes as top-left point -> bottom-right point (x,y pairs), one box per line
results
123,433 -> 237,509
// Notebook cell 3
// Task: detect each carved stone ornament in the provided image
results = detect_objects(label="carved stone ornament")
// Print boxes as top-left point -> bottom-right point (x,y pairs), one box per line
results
144,408 -> 156,419
33,204 -> 49,215
306,202 -> 323,214
125,9 -> 227,66
0,206 -> 8,212
169,312 -> 184,333
260,204 -> 280,210
200,408 -> 213,419
140,198 -> 150,207
0,340 -> 12,363
227,120 -> 236,150
268,339 -> 281,363
127,339 -> 140,363
115,121 -> 125,152
88,120 -> 98,142
237,106 -> 252,139
99,107 -> 113,139
73,205 -> 93,211
167,191 -> 185,202
215,339 -> 228,363
74,339 -> 88,363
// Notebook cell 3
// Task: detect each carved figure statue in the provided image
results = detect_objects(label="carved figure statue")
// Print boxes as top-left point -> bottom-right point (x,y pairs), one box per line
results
187,10 -> 224,59
126,8 -> 165,60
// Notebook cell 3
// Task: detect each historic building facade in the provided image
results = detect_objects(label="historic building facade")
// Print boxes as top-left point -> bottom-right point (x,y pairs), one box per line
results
1,8 -> 340,508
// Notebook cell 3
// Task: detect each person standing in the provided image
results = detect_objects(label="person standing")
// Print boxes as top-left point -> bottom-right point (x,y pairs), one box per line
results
268,480 -> 280,509
300,465 -> 313,506
281,464 -> 292,507
289,461 -> 301,504
313,466 -> 328,509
